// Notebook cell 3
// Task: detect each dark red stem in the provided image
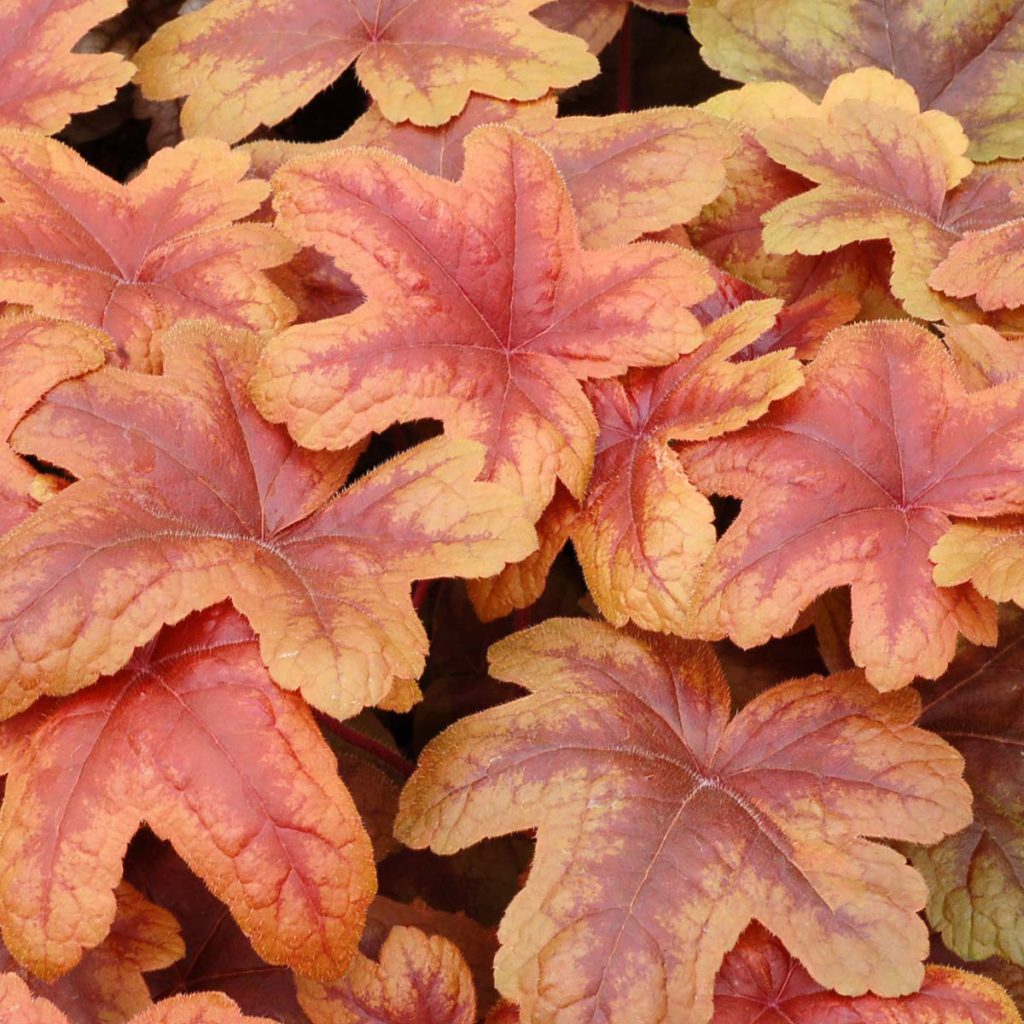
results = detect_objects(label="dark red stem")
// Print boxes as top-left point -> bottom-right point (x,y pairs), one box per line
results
411,579 -> 432,612
617,8 -> 633,114
315,711 -> 417,779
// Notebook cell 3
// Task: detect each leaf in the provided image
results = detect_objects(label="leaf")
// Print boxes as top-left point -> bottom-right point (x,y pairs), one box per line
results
687,0 -> 1024,162
297,926 -> 476,1024
134,0 -> 599,143
249,95 -> 735,251
688,86 -> 899,318
684,319 -> 1024,690
907,610 -> 1024,965
931,215 -> 1024,311
0,1 -> 134,134
0,982 -> 278,1024
0,315 -> 107,537
534,0 -> 629,53
945,325 -> 1024,389
755,69 -> 1024,322
127,835 -> 309,1023
256,125 -> 713,519
714,923 -> 1022,1023
570,300 -> 802,632
394,619 -> 972,1024
0,882 -> 183,1024
0,133 -> 296,370
0,603 -> 376,981
0,321 -> 535,721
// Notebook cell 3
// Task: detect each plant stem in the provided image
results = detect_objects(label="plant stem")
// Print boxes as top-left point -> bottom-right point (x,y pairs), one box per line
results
316,710 -> 417,779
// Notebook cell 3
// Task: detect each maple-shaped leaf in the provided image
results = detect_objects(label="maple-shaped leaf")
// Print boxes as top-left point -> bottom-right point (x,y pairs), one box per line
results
931,215 -> 1024,312
256,126 -> 713,520
0,882 -> 183,1024
688,85 -> 899,317
0,315 -> 107,537
945,325 -> 1024,389
684,319 -> 1024,690
687,0 -> 1024,162
134,0 -> 598,143
0,132 -> 296,370
754,69 -> 1024,322
395,619 -> 972,1024
0,980 -> 277,1024
0,603 -> 376,982
298,926 -> 476,1024
906,610 -> 1024,965
714,924 -> 1022,1023
0,321 -> 534,721
253,98 -> 736,249
0,1 -> 135,134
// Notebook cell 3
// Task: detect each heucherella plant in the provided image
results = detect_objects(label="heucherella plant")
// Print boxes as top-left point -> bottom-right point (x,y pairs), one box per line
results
2,1 -> 1024,1022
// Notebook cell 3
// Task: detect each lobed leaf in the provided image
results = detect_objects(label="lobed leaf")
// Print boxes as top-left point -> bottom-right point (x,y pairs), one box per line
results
714,923 -> 1022,1023
0,320 -> 535,722
687,0 -> 1024,162
686,319 -> 1024,690
931,217 -> 1024,312
534,0 -> 629,53
134,0 -> 599,142
297,926 -> 476,1024
0,133 -> 295,369
256,126 -> 713,520
395,619 -> 972,1024
0,603 -> 376,980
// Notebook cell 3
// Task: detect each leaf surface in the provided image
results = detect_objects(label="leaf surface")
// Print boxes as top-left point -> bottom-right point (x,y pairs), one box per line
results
0,320 -> 535,721
932,217 -> 1024,311
395,619 -> 972,1024
688,0 -> 1024,161
754,69 -> 1024,321
256,126 -> 713,519
0,603 -> 376,980
0,1 -> 134,134
0,316 -> 106,537
0,882 -> 182,1024
714,923 -> 1021,1023
134,0 -> 598,142
298,926 -> 476,1024
685,319 -> 1024,689
908,610 -> 1024,965
0,133 -> 295,370
534,0 -> 628,53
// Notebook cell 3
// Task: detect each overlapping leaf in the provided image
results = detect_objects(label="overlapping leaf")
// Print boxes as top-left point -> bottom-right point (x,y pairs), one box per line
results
0,1 -> 134,134
0,133 -> 295,370
753,69 -> 1024,322
907,610 -> 1024,965
256,126 -> 713,520
685,319 -> 1024,690
298,926 -> 476,1024
687,0 -> 1024,161
0,980 -> 276,1024
714,924 -> 1022,1023
395,619 -> 972,1024
535,0 -> 628,52
134,0 -> 599,142
932,215 -> 1024,312
0,321 -> 535,721
0,882 -> 182,1024
0,315 -> 106,537
0,602 -> 376,981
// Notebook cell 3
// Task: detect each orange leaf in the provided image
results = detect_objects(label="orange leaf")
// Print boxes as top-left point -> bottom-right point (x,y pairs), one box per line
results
0,315 -> 106,537
754,69 -> 1024,322
685,319 -> 1024,690
134,0 -> 598,142
0,603 -> 376,981
714,924 -> 1021,1023
945,324 -> 1024,389
931,215 -> 1024,312
298,926 -> 476,1024
0,1 -> 134,134
395,619 -> 972,1024
0,321 -> 536,721
252,97 -> 736,248
0,133 -> 296,370
534,0 -> 629,53
908,610 -> 1024,965
0,882 -> 182,1024
256,126 -> 713,519
687,0 -> 1024,161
